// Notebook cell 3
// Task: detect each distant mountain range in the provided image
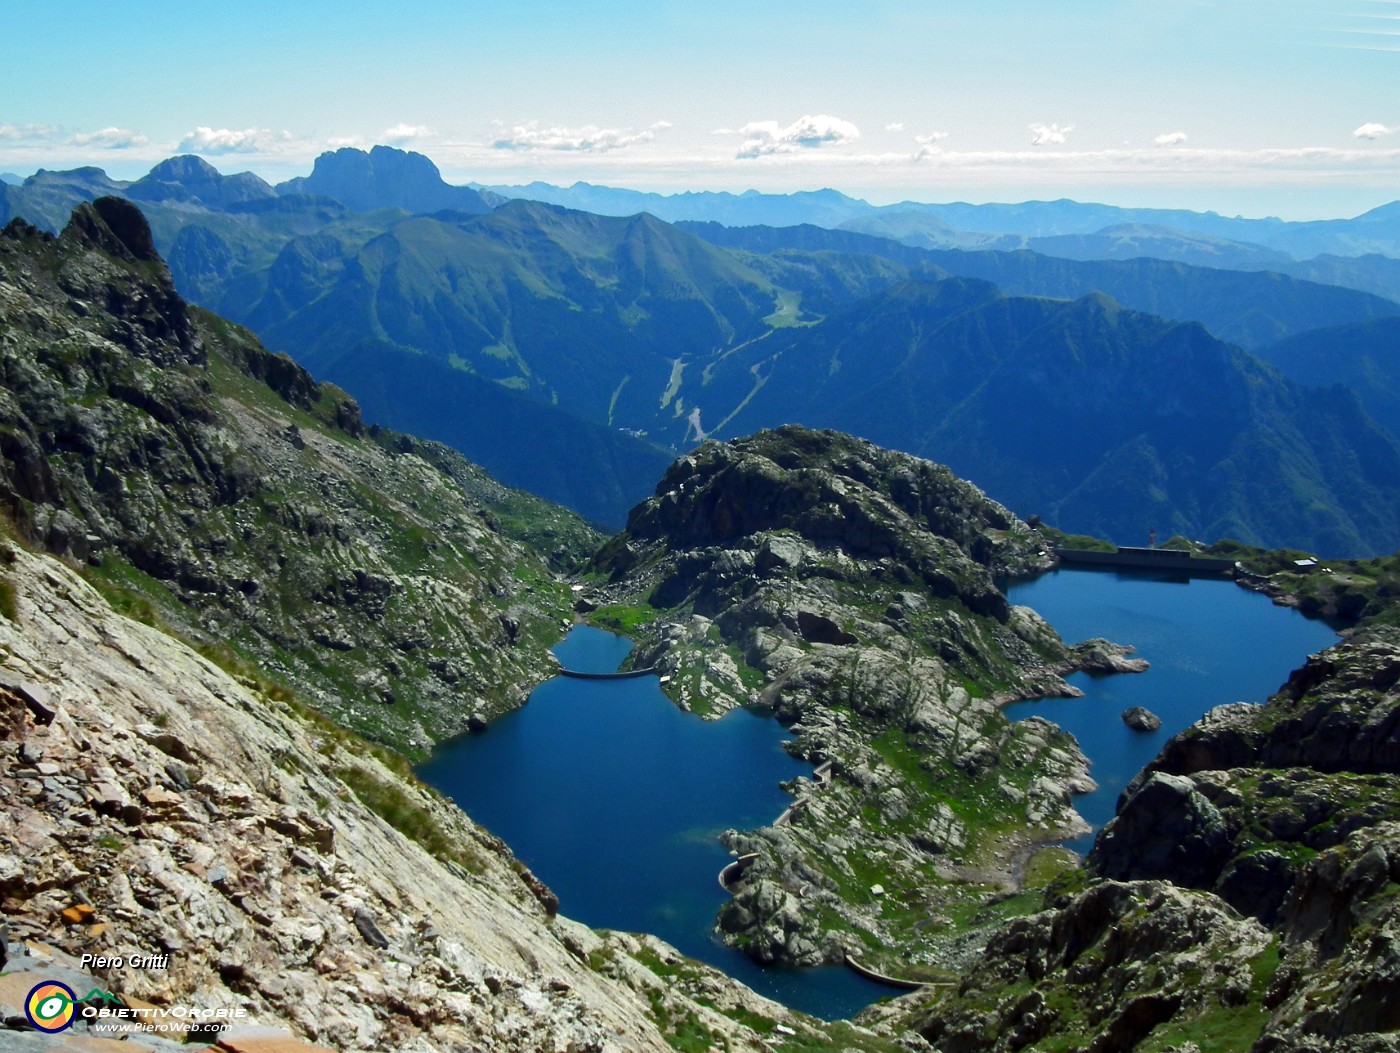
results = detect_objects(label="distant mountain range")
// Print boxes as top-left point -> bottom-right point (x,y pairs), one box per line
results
4,146 -> 1400,552
693,278 -> 1400,556
680,222 -> 1400,349
478,180 -> 1400,260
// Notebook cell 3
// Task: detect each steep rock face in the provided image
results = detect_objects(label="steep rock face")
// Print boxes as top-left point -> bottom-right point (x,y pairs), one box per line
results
0,200 -> 581,752
276,146 -> 490,216
1089,627 -> 1400,925
1263,824 -> 1400,1050
0,544 -> 804,1053
587,428 -> 1132,974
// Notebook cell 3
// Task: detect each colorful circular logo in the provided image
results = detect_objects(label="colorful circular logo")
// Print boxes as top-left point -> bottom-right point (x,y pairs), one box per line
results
26,981 -> 76,1033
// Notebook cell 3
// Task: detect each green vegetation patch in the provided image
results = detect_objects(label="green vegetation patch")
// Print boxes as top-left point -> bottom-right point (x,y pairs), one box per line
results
590,601 -> 663,634
0,575 -> 17,622
335,763 -> 488,874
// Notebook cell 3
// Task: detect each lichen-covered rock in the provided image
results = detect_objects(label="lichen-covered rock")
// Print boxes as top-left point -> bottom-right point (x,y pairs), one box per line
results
915,881 -> 1273,1053
1261,824 -> 1400,1050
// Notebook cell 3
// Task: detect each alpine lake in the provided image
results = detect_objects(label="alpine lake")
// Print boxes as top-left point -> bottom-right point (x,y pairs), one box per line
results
418,567 -> 1340,1019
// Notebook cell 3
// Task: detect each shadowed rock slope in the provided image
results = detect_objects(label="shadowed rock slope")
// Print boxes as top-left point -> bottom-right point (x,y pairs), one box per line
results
0,199 -> 598,755
585,427 -> 1145,976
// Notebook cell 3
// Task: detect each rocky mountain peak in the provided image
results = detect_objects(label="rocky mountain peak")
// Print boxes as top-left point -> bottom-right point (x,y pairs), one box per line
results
279,145 -> 490,216
583,426 -> 1108,972
144,153 -> 223,184
49,197 -> 199,363
616,426 -> 1032,599
128,156 -> 275,208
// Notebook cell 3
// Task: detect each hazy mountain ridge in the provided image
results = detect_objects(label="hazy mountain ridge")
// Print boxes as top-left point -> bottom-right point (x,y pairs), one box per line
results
837,211 -> 1400,303
5,150 -> 1400,549
487,179 -> 1400,258
1257,316 -> 1400,437
681,221 -> 1400,349
687,277 -> 1400,555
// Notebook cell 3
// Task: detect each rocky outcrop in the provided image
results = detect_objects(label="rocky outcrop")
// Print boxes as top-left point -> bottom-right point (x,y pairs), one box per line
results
0,201 -> 585,753
587,428 -> 1139,975
1086,627 -> 1400,926
906,601 -> 1400,1051
1122,706 -> 1162,731
0,544 -> 814,1052
275,146 -> 490,216
915,880 -> 1274,1053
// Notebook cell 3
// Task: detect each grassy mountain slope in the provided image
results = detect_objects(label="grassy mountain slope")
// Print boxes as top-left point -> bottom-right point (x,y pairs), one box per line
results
1257,316 -> 1400,438
246,201 -> 780,420
692,279 -> 1400,555
0,200 -> 595,755
681,221 -> 1400,349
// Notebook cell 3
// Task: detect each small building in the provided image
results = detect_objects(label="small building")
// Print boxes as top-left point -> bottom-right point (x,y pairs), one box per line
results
1293,559 -> 1319,573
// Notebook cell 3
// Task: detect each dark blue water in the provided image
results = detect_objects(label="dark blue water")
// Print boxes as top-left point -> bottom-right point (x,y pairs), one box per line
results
418,624 -> 891,1019
1004,568 -> 1340,852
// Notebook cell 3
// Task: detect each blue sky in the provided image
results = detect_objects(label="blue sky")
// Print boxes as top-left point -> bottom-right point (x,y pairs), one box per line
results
4,0 -> 1399,217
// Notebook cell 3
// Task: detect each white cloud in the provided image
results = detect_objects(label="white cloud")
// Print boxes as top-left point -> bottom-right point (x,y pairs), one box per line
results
177,126 -> 294,154
382,123 -> 433,145
326,136 -> 364,149
1354,122 -> 1395,139
492,120 -> 673,152
885,122 -> 905,132
912,131 -> 950,160
1029,122 -> 1074,146
1153,131 -> 1189,147
733,114 -> 861,158
69,127 -> 150,150
0,123 -> 59,142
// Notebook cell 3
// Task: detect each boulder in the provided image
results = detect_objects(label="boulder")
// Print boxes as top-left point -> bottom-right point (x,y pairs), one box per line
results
1122,706 -> 1162,732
